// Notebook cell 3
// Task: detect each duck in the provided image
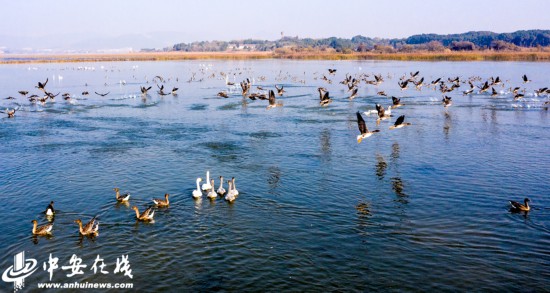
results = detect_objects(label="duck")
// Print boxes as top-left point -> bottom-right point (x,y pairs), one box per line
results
44,201 -> 55,216
389,115 -> 412,130
74,217 -> 99,236
207,180 -> 217,199
356,112 -> 380,143
231,177 -> 239,196
217,176 -> 226,196
132,206 -> 155,221
267,90 -> 282,109
152,193 -> 170,207
31,220 -> 53,236
113,187 -> 131,202
225,180 -> 236,202
509,198 -> 530,212
201,171 -> 212,191
193,178 -> 203,198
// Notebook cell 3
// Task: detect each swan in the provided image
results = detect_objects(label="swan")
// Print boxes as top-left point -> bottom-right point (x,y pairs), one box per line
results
217,176 -> 226,196
201,171 -> 212,191
193,178 -> 203,199
225,180 -> 236,202
207,179 -> 217,199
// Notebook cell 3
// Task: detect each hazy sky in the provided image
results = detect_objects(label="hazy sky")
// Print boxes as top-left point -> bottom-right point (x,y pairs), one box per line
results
1,0 -> 548,49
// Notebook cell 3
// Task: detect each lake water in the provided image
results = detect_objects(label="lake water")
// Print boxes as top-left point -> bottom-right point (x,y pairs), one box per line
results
0,60 -> 549,292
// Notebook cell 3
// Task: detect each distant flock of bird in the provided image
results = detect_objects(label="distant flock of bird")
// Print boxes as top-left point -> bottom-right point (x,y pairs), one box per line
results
8,66 -> 543,236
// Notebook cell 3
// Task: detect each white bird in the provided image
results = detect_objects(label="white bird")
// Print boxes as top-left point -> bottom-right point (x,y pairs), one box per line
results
201,171 -> 212,191
207,179 -> 217,199
217,176 -> 226,196
231,177 -> 239,196
193,178 -> 203,199
225,180 -> 236,202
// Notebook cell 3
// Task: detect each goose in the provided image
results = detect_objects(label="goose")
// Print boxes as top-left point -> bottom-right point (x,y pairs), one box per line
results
133,206 -> 155,221
217,176 -> 226,196
207,180 -> 217,199
45,91 -> 59,99
18,90 -> 28,96
392,96 -> 403,108
31,220 -> 53,236
36,78 -> 48,91
389,115 -> 412,130
140,86 -> 152,94
225,180 -> 236,202
231,177 -> 239,196
3,108 -> 17,118
113,188 -> 131,202
82,91 -> 89,96
319,88 -> 332,107
376,104 -> 392,121
275,85 -> 285,96
44,201 -> 55,216
152,193 -> 170,207
491,87 -> 498,97
193,178 -> 203,198
217,91 -> 229,98
171,87 -> 179,95
74,217 -> 99,236
328,69 -> 337,75
202,171 -> 212,191
509,198 -> 530,212
522,74 -> 531,83
349,87 -> 358,99
431,78 -> 442,86
377,91 -> 387,97
442,96 -> 452,107
398,80 -> 409,91
267,90 -> 282,109
356,112 -> 380,143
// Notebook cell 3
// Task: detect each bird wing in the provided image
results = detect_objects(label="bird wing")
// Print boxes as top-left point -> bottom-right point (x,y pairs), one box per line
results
268,90 -> 276,105
356,112 -> 367,134
394,115 -> 405,126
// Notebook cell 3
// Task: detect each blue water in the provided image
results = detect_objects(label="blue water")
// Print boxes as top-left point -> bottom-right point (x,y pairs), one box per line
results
0,60 -> 549,292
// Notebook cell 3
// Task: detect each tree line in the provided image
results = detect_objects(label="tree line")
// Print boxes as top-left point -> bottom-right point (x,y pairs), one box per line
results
167,30 -> 550,53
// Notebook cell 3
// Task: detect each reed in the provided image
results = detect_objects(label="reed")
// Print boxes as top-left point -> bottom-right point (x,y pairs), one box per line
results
1,50 -> 549,64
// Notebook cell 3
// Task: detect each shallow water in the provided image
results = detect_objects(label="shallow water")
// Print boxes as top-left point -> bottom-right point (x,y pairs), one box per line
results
0,60 -> 549,292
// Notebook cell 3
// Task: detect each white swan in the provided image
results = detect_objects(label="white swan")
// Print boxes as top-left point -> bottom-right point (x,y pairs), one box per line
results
225,180 -> 236,202
207,179 -> 217,199
193,178 -> 203,199
217,176 -> 226,196
232,177 -> 239,196
201,171 -> 212,191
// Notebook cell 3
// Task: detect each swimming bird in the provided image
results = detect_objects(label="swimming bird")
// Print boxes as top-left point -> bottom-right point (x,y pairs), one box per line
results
522,74 -> 531,83
267,90 -> 282,109
509,198 -> 530,212
275,85 -> 285,96
202,171 -> 212,191
356,112 -> 380,143
31,220 -> 53,236
36,78 -> 48,91
231,177 -> 239,196
217,176 -> 226,196
217,91 -> 229,98
319,88 -> 332,107
113,188 -> 131,202
3,107 -> 17,118
132,206 -> 155,221
225,180 -> 236,202
389,115 -> 411,130
44,201 -> 55,216
152,193 -> 170,207
74,217 -> 99,236
442,96 -> 452,107
207,180 -> 217,199
95,91 -> 110,97
193,178 -> 203,198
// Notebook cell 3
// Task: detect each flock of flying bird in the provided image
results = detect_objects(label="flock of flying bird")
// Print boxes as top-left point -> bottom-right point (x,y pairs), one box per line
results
30,170 -> 239,237
11,66 -> 545,236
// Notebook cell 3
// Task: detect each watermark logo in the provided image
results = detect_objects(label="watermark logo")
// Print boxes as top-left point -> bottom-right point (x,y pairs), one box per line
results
2,251 -> 38,292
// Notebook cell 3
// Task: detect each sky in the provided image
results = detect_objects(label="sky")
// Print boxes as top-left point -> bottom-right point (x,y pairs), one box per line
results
0,0 -> 548,51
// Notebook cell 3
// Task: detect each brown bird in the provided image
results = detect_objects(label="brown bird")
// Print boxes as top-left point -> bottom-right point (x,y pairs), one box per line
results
389,115 -> 411,130
36,78 -> 48,91
152,194 -> 170,207
356,112 -> 380,143
31,220 -> 53,236
74,217 -> 99,236
509,198 -> 530,212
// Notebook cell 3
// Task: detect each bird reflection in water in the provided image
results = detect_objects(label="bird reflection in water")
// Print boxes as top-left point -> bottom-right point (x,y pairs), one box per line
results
267,166 -> 282,195
391,177 -> 408,204
319,128 -> 331,161
443,111 -> 452,139
355,200 -> 373,236
390,142 -> 400,165
375,154 -> 387,180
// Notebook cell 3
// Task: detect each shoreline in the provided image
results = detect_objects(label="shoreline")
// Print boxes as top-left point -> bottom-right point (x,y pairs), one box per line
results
1,51 -> 550,64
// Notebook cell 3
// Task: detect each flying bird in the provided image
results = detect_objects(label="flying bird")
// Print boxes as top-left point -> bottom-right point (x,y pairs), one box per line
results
356,112 -> 380,143
389,115 -> 412,130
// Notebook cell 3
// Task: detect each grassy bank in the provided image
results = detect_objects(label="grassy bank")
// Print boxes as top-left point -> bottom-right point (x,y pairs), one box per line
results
1,51 -> 550,64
